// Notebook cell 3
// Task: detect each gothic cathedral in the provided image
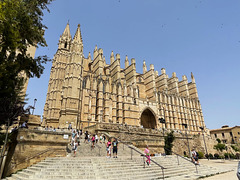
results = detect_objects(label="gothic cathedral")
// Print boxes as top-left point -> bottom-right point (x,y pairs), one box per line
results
43,24 -> 205,134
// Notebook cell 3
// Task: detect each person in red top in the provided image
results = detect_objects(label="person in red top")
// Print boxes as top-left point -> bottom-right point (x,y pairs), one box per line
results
144,145 -> 151,166
91,135 -> 95,149
106,139 -> 111,158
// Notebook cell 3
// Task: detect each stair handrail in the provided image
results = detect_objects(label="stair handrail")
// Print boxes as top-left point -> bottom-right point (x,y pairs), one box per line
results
164,147 -> 198,173
120,141 -> 166,180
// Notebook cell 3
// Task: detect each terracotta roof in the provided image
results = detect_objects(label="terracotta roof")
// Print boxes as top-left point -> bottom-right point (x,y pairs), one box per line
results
210,126 -> 240,132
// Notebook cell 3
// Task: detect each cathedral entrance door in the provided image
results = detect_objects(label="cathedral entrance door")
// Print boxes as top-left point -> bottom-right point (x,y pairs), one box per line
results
140,109 -> 156,129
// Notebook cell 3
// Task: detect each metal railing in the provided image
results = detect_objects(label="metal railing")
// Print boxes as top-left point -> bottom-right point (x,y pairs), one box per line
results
122,142 -> 166,180
164,148 -> 199,173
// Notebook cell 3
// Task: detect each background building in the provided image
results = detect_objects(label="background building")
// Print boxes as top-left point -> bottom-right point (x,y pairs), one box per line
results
210,125 -> 240,144
43,24 -> 205,134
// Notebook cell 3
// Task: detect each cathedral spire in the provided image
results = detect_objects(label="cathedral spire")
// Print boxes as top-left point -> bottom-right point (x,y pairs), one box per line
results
73,24 -> 83,44
58,23 -> 72,50
71,24 -> 83,52
62,23 -> 72,40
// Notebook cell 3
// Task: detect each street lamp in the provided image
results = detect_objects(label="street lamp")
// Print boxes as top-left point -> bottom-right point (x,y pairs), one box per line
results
32,98 -> 37,115
199,126 -> 209,160
159,117 -> 166,137
159,117 -> 166,155
182,123 -> 191,157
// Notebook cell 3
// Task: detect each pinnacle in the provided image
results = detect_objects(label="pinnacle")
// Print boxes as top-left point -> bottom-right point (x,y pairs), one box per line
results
62,23 -> 71,40
94,45 -> 98,51
88,52 -> 91,59
191,72 -> 195,83
111,51 -> 114,57
73,24 -> 82,43
125,55 -> 128,61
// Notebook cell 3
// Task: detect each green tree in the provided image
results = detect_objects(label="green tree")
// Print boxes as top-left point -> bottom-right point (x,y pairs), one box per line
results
0,0 -> 53,170
214,140 -> 226,160
0,0 -> 52,124
216,138 -> 221,144
231,145 -> 239,152
164,131 -> 175,155
214,143 -> 225,152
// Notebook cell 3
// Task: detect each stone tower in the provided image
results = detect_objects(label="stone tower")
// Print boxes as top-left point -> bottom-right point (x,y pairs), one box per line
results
43,24 -> 205,133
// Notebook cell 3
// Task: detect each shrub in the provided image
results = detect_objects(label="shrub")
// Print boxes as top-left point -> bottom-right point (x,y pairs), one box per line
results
229,153 -> 236,159
224,153 -> 229,159
214,153 -> 220,159
231,145 -> 239,152
219,155 -> 224,159
164,131 -> 175,155
214,143 -> 225,152
205,154 -> 209,159
197,151 -> 204,159
216,138 -> 221,143
207,153 -> 214,159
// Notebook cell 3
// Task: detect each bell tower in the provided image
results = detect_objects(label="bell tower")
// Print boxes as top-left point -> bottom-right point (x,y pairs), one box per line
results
59,24 -> 84,128
43,23 -> 72,127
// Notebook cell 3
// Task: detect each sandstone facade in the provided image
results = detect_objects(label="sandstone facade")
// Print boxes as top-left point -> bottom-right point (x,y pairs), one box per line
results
4,129 -> 71,176
43,24 -> 205,134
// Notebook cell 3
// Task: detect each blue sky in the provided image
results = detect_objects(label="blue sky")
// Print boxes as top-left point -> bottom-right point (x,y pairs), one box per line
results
26,0 -> 240,130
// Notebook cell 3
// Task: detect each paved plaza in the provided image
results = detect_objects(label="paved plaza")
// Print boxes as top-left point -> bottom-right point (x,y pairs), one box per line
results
201,159 -> 239,180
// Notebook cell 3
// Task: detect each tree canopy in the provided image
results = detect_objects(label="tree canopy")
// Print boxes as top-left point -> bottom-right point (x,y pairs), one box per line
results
164,131 -> 175,155
0,0 -> 52,125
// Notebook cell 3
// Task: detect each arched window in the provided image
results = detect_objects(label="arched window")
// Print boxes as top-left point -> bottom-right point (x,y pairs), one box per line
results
64,42 -> 67,49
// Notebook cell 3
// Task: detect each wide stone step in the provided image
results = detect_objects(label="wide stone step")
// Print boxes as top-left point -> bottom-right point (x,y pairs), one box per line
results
4,141 -> 228,180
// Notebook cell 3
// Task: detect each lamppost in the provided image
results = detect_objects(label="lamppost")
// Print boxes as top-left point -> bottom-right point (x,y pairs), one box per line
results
182,123 -> 191,157
32,98 -> 37,115
199,126 -> 209,160
159,106 -> 166,155
159,105 -> 166,134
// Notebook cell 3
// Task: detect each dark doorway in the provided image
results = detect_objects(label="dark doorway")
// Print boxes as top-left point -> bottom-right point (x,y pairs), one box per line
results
140,109 -> 156,129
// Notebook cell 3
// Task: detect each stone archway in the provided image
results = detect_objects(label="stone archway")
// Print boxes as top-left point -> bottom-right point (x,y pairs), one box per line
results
140,108 -> 156,129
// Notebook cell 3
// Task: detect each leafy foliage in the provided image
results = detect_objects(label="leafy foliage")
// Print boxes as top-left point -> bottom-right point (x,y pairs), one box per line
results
0,0 -> 52,126
216,138 -> 221,144
231,145 -> 239,152
164,131 -> 175,155
197,151 -> 204,159
214,143 -> 226,152
206,153 -> 213,159
214,153 -> 220,159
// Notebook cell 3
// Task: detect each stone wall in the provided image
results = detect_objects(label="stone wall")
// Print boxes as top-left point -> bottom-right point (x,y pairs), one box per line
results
4,128 -> 71,177
85,123 -> 219,156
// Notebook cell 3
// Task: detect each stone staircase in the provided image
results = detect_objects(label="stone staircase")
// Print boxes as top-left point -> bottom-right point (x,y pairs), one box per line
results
5,155 -> 227,180
71,140 -> 140,157
4,138 -> 232,180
